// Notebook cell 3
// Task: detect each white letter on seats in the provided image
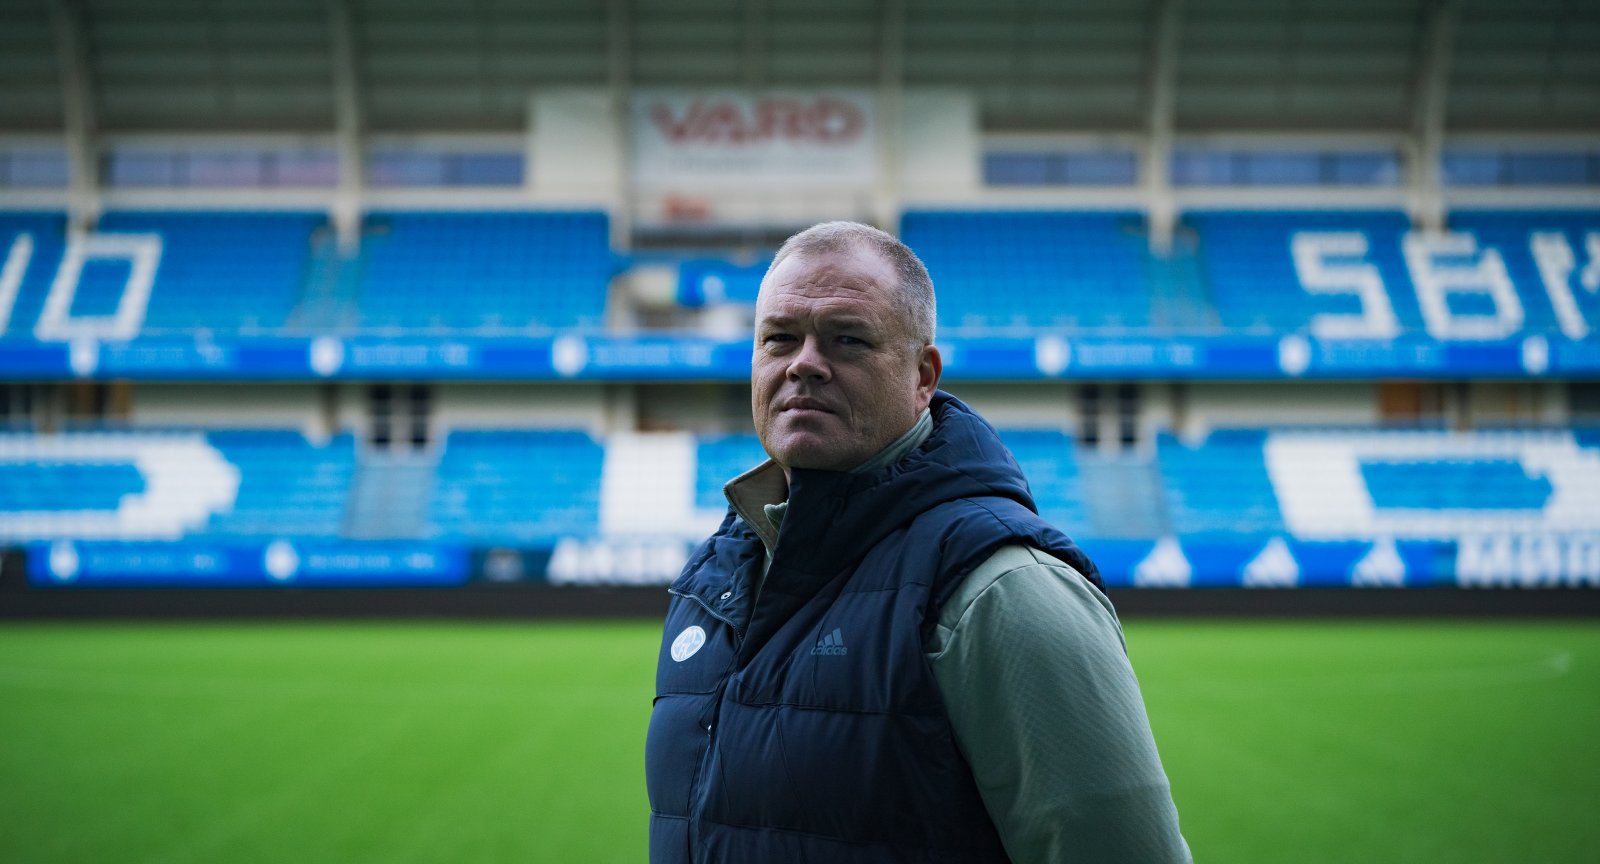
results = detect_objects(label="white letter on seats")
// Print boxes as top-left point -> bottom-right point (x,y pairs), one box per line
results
34,233 -> 163,342
1404,232 -> 1523,340
0,233 -> 33,335
1530,232 -> 1591,340
1291,232 -> 1399,339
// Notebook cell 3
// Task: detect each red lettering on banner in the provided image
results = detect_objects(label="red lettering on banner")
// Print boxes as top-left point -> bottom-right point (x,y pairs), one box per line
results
649,97 -> 865,145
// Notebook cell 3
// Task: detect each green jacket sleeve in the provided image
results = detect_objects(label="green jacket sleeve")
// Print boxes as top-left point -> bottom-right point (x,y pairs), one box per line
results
926,545 -> 1191,863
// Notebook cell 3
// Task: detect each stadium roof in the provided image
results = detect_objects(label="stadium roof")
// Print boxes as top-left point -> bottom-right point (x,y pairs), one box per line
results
3,0 -> 1597,135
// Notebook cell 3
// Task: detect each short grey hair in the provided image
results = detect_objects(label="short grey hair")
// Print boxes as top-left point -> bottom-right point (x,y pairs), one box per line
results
765,221 -> 936,350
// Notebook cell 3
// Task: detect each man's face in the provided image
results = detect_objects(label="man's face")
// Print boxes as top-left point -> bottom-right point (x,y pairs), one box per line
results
752,244 -> 941,473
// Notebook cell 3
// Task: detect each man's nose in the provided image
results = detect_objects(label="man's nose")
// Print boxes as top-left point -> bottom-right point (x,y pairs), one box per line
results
786,336 -> 830,382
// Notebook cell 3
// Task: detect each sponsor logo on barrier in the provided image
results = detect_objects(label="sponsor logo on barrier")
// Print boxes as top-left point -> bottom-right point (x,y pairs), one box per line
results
264,540 -> 300,582
1134,537 -> 1192,587
546,537 -> 694,586
1351,537 -> 1407,587
1034,336 -> 1071,376
1242,537 -> 1299,588
48,541 -> 79,582
1456,534 -> 1600,588
309,337 -> 344,377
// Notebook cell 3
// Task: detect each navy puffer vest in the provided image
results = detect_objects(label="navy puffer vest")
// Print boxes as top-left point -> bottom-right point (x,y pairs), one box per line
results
647,392 -> 1102,863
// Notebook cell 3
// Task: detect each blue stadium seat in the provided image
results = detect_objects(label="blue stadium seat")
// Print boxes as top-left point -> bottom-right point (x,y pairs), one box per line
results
901,211 -> 1153,330
1448,210 -> 1600,338
1183,210 -> 1420,334
5,425 -> 1596,549
1157,430 -> 1287,535
693,434 -> 768,510
1359,459 -> 1552,511
203,430 -> 356,537
357,212 -> 613,331
429,429 -> 604,543
997,429 -> 1090,535
0,428 -> 353,541
0,212 -> 69,338
96,211 -> 324,333
0,462 -> 144,511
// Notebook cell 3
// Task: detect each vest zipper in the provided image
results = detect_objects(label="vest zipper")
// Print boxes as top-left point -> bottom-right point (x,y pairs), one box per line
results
668,586 -> 741,862
668,587 -> 742,636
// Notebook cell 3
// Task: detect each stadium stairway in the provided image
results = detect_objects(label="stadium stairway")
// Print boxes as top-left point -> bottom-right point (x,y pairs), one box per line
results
287,227 -> 362,331
342,449 -> 437,539
1147,229 -> 1221,332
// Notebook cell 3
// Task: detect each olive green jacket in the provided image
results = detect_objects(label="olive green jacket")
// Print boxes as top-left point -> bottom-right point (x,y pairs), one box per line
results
724,410 -> 1190,863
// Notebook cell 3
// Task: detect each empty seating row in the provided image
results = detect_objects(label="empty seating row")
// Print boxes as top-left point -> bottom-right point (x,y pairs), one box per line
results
902,211 -> 1154,330
0,210 -> 615,338
674,209 -> 1599,339
0,429 -> 352,541
6,208 -> 1596,339
3,426 -> 1598,544
357,212 -> 613,331
429,429 -> 604,543
1190,209 -> 1600,338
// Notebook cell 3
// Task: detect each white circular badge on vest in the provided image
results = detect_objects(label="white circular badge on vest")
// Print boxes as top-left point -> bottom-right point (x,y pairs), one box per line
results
671,625 -> 707,662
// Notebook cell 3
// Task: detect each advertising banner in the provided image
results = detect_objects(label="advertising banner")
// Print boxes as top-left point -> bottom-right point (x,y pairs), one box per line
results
631,89 -> 877,189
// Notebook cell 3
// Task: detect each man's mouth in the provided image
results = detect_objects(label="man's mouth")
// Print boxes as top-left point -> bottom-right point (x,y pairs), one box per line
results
781,398 -> 835,415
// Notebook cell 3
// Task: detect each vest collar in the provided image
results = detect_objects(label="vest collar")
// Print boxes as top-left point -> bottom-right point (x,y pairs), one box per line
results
723,392 -> 1037,580
723,408 -> 934,557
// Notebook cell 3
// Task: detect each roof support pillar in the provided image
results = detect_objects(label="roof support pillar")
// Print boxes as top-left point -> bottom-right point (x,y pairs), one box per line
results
50,0 -> 98,233
1411,0 -> 1456,233
875,0 -> 906,231
744,0 -> 766,92
328,0 -> 364,253
1142,0 -> 1182,255
608,0 -> 633,248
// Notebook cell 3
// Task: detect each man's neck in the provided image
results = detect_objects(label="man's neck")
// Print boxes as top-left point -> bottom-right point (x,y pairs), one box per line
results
845,408 -> 934,477
725,408 -> 934,555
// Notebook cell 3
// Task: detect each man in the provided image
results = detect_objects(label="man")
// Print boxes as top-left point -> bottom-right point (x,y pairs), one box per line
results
647,222 -> 1189,863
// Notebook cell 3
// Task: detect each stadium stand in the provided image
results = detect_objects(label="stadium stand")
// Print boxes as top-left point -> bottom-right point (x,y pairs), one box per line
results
11,426 -> 1596,549
0,212 -> 69,337
0,429 -> 349,541
997,429 -> 1090,536
1262,427 -> 1600,541
202,430 -> 355,538
428,429 -> 605,544
1,2 -> 1596,595
1183,210 -> 1421,334
1157,429 -> 1287,537
356,212 -> 613,331
10,207 -> 1595,342
692,434 -> 768,510
901,211 -> 1153,330
94,212 -> 325,333
1447,210 -> 1600,339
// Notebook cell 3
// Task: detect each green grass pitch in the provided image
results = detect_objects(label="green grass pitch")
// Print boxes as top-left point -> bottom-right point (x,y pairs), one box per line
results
1,618 -> 1597,863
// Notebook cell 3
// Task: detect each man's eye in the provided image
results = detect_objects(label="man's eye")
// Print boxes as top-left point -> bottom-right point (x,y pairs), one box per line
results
837,335 -> 868,347
763,334 -> 795,345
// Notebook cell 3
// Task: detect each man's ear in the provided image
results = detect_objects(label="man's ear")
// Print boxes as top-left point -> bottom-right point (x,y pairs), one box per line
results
916,344 -> 942,409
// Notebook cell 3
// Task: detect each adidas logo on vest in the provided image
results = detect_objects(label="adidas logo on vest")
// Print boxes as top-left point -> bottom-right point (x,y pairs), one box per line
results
810,627 -> 848,656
